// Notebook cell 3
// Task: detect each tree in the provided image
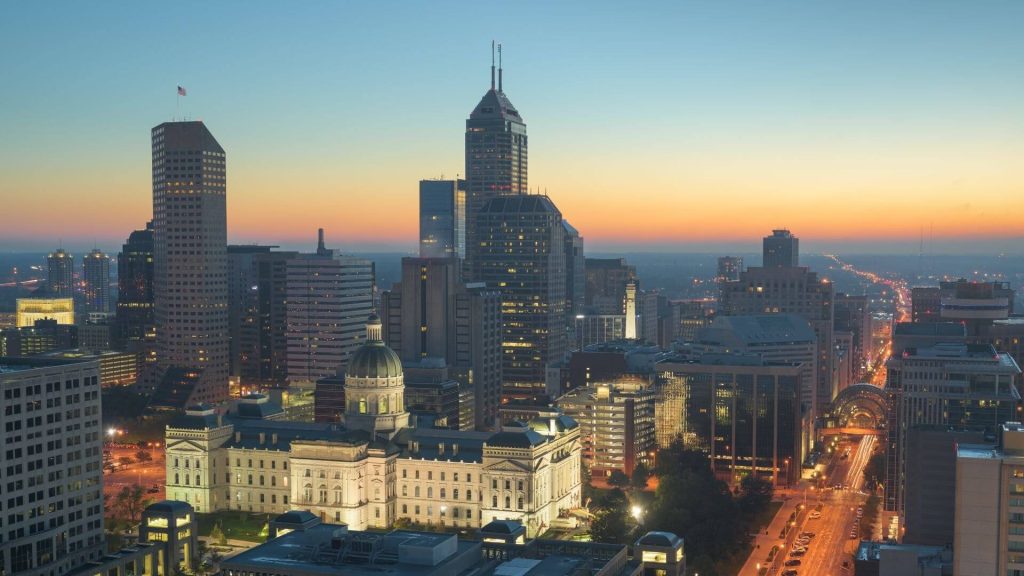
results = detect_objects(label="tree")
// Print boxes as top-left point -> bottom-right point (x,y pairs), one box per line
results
114,484 -> 150,525
863,452 -> 885,490
607,470 -> 629,488
590,507 -> 629,544
631,463 -> 650,490
593,487 -> 628,512
135,450 -> 152,463
737,475 -> 773,519
118,456 -> 133,468
210,522 -> 227,547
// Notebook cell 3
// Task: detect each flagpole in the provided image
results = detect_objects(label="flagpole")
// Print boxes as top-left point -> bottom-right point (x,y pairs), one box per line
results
176,88 -> 179,121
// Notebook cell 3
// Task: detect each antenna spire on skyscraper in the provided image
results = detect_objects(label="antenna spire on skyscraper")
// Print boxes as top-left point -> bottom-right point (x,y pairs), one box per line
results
498,43 -> 503,92
491,41 -> 496,90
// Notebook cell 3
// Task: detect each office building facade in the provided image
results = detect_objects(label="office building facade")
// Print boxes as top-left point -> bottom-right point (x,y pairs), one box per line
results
658,354 -> 802,486
717,256 -> 743,283
419,178 -> 466,259
555,376 -> 656,479
151,121 -> 229,404
381,257 -> 502,430
114,222 -> 154,356
472,195 -> 566,401
585,258 -> 636,316
15,297 -> 74,328
285,231 -> 374,385
0,357 -> 105,575
762,229 -> 798,268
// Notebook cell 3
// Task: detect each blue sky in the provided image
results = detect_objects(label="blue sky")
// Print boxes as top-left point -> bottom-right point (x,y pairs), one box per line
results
2,1 -> 1022,254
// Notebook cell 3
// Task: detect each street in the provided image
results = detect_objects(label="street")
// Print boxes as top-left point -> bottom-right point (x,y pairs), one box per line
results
103,444 -> 166,509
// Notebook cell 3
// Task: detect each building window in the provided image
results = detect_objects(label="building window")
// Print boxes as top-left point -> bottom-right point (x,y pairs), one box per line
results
415,486 -> 420,497
453,489 -> 459,499
518,497 -> 524,509
402,485 -> 407,496
428,471 -> 432,480
467,490 -> 472,501
505,496 -> 511,509
359,398 -> 367,413
492,496 -> 498,507
440,488 -> 446,499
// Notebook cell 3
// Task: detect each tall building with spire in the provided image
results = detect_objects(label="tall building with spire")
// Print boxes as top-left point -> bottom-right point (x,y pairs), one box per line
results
151,121 -> 229,405
47,247 -> 74,298
464,44 -> 528,279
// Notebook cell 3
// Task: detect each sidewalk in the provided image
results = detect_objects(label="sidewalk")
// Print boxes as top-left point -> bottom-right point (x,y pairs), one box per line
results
737,491 -> 807,576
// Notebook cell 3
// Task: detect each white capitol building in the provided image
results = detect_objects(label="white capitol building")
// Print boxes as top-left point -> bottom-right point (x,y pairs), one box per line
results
164,315 -> 582,535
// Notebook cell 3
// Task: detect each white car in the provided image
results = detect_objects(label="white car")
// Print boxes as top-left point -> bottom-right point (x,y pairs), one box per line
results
809,511 -> 821,519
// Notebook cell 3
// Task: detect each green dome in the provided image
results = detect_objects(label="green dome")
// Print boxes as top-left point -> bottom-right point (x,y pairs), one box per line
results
346,341 -> 403,379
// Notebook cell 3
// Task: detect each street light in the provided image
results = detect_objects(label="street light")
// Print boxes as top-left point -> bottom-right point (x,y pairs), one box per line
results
631,505 -> 642,521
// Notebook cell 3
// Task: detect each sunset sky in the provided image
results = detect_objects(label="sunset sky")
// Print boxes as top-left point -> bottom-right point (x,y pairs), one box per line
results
2,1 -> 1022,254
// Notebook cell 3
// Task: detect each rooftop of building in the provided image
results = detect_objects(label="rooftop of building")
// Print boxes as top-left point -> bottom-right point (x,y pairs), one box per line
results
224,523 -> 481,576
479,194 -> 561,216
893,322 -> 966,337
0,355 -> 98,374
902,343 -> 1021,371
855,541 -> 951,566
699,314 -> 816,345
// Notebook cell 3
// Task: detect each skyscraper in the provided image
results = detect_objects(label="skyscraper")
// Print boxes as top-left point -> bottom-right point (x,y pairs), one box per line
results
473,195 -> 566,401
285,230 -> 374,385
380,257 -> 502,429
720,232 -> 833,423
82,248 -> 111,313
47,247 -> 74,298
419,178 -> 465,259
227,245 -> 297,387
762,229 -> 799,268
152,121 -> 229,405
584,258 -> 636,315
464,47 -> 527,279
115,222 -> 154,357
563,221 -> 585,324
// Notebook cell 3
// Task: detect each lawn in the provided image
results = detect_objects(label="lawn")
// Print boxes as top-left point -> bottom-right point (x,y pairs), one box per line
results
197,511 -> 272,543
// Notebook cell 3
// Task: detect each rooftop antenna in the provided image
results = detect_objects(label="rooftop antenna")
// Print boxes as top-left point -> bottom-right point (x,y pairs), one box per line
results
498,43 -> 503,92
317,228 -> 326,255
490,41 -> 496,90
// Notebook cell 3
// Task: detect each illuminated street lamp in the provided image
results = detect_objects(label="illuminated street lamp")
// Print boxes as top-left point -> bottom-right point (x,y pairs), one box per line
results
631,505 -> 643,522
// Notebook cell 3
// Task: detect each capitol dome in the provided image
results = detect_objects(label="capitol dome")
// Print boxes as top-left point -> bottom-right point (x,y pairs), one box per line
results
345,314 -> 403,380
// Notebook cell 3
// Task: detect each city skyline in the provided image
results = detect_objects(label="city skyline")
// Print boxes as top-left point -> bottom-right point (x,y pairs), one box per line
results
3,1 -> 1024,255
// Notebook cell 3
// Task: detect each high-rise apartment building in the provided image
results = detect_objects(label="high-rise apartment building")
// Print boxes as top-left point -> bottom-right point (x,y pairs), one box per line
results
82,248 -> 111,314
657,353 -> 803,486
0,357 -> 106,575
717,256 -> 743,282
464,53 -> 527,279
584,258 -> 636,315
227,245 -> 297,387
285,231 -> 374,385
47,248 -> 74,298
419,179 -> 465,259
719,234 -> 834,421
472,195 -> 566,401
380,257 -> 502,430
151,121 -> 229,405
762,229 -> 799,268
115,222 -> 154,353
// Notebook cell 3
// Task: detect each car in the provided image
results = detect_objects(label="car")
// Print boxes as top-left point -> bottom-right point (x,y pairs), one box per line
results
783,570 -> 799,576
785,559 -> 802,567
801,532 -> 816,538
147,487 -> 160,494
808,511 -> 821,519
791,546 -> 807,553
790,550 -> 806,557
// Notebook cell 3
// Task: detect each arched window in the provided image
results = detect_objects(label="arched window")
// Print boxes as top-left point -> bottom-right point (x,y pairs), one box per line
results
359,398 -> 367,413
427,487 -> 433,498
492,495 -> 498,507
378,395 -> 388,413
415,486 -> 420,497
334,486 -> 342,504
319,485 -> 327,504
505,496 -> 511,509
303,484 -> 312,502
402,485 -> 407,496
174,473 -> 179,484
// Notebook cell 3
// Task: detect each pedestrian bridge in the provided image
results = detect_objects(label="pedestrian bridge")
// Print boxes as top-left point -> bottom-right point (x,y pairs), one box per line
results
820,383 -> 888,436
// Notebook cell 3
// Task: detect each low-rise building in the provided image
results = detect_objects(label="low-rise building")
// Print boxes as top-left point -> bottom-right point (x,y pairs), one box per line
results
555,376 -> 655,479
166,316 -> 582,537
